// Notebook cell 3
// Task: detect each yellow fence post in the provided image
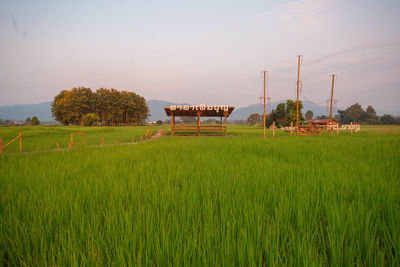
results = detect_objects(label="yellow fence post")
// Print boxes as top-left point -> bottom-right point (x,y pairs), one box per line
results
0,138 -> 3,154
273,121 -> 276,137
19,132 -> 22,152
290,122 -> 293,135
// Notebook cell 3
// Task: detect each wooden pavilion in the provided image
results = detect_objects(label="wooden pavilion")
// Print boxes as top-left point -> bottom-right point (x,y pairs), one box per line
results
164,105 -> 235,136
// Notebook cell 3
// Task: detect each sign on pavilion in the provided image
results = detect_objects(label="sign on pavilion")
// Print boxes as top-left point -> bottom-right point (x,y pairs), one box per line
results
164,104 -> 235,136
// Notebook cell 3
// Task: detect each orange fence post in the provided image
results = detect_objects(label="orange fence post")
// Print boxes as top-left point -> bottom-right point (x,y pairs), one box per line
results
19,132 -> 22,152
0,138 -> 3,154
71,133 -> 85,147
116,138 -> 119,144
101,137 -> 104,145
56,142 -> 59,151
141,136 -> 143,142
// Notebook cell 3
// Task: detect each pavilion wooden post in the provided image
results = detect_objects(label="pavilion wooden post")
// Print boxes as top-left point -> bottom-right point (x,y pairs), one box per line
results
224,112 -> 228,136
197,111 -> 201,136
171,112 -> 175,136
220,116 -> 222,130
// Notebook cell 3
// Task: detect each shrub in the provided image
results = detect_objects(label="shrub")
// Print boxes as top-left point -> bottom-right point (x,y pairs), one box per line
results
81,113 -> 99,126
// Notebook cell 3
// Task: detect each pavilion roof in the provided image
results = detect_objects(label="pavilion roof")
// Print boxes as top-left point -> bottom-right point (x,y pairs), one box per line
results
164,106 -> 235,117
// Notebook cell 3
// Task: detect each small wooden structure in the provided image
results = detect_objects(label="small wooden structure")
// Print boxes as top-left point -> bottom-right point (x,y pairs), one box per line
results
290,119 -> 340,135
164,105 -> 235,136
305,119 -> 340,127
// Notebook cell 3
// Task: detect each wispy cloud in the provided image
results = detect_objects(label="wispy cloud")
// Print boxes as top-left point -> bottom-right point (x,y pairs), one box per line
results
308,42 -> 400,65
278,0 -> 335,32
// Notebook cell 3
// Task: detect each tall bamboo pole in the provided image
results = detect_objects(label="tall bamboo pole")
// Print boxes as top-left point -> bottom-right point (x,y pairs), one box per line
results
262,71 -> 266,138
329,74 -> 336,121
296,55 -> 301,127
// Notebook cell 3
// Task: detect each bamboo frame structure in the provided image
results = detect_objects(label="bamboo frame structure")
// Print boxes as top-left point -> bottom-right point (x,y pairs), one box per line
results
164,107 -> 234,136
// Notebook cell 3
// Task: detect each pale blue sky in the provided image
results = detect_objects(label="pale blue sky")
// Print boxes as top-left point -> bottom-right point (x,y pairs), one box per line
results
1,0 -> 399,114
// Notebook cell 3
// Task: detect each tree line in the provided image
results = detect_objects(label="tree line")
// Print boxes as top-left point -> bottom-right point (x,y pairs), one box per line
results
51,87 -> 149,126
247,100 -> 305,127
334,103 -> 400,125
247,101 -> 400,126
0,116 -> 40,126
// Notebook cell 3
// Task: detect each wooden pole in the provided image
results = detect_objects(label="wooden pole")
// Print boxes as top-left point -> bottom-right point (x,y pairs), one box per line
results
171,113 -> 175,136
19,132 -> 22,152
329,74 -> 336,121
273,121 -> 275,136
224,114 -> 227,136
71,134 -> 73,146
101,137 -> 104,145
0,138 -> 3,154
56,142 -> 59,151
263,70 -> 266,138
197,112 -> 201,136
296,55 -> 301,127
290,121 -> 293,135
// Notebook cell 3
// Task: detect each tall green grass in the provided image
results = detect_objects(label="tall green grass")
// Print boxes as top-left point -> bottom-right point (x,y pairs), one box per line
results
1,126 -> 399,265
0,126 -> 162,153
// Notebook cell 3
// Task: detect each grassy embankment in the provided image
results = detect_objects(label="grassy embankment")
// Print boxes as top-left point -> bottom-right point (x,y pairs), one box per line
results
1,125 -> 399,265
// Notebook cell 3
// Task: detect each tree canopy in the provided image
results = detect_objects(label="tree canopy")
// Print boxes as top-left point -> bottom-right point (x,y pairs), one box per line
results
31,116 -> 40,125
267,100 -> 304,127
51,87 -> 149,125
247,113 -> 262,125
335,103 -> 399,125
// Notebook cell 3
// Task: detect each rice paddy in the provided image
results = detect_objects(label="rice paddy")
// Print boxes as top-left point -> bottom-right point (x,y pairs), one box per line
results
1,125 -> 399,265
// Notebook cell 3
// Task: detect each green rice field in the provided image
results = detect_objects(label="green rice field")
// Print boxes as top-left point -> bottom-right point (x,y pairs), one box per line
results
1,125 -> 399,265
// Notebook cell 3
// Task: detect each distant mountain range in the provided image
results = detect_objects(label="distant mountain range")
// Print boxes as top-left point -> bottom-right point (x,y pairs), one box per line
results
0,99 -> 393,122
0,102 -> 53,121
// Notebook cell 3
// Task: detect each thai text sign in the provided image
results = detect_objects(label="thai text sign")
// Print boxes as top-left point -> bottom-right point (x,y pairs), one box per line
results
170,104 -> 229,113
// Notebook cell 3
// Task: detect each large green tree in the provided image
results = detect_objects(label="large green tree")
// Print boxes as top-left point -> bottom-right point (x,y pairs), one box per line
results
51,87 -> 149,125
247,113 -> 261,125
269,100 -> 304,127
345,103 -> 364,122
